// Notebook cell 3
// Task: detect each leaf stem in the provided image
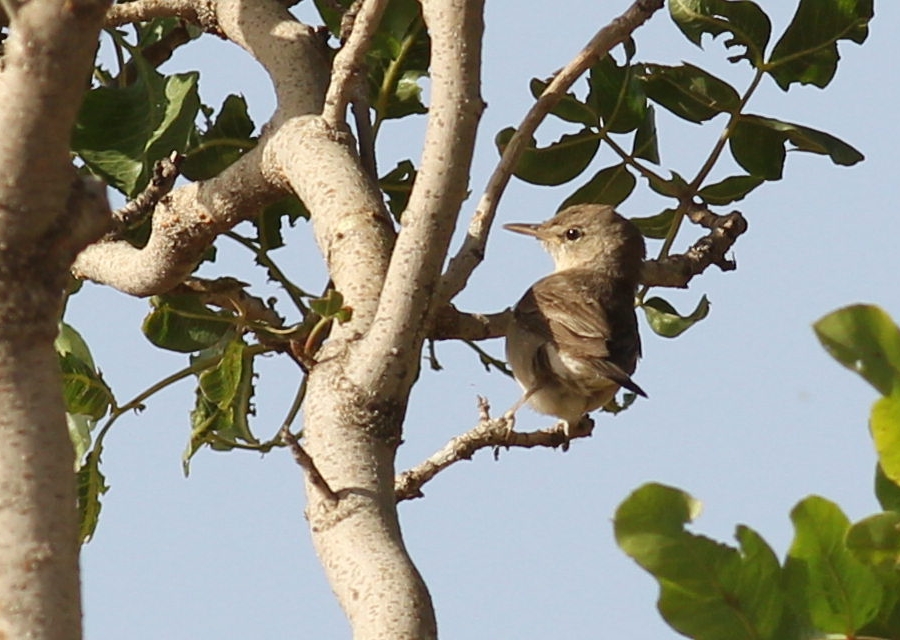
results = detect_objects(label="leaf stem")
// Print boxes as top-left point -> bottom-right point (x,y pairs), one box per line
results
224,231 -> 310,314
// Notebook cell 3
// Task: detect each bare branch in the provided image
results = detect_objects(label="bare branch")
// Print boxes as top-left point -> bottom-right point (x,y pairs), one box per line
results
106,0 -> 219,32
438,0 -> 666,304
112,152 -> 182,232
429,305 -> 511,341
280,426 -> 338,503
395,397 -> 590,502
322,0 -> 389,126
350,0 -> 484,388
641,207 -> 748,288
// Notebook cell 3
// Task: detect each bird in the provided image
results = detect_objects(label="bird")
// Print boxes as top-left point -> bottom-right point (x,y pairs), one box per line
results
503,203 -> 647,436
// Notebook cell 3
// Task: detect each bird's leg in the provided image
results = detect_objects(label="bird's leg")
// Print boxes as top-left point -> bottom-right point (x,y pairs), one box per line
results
502,387 -> 538,435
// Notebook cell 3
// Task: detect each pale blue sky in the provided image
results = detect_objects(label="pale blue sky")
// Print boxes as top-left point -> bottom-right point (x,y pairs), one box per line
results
73,2 -> 899,637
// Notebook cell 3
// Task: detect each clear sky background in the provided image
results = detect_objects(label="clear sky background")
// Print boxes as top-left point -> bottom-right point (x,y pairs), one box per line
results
72,1 -> 900,638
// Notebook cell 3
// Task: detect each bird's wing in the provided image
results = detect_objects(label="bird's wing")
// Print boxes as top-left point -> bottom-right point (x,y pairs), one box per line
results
514,273 -> 646,397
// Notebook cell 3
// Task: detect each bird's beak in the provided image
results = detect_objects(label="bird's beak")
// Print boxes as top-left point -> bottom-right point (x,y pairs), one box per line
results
503,222 -> 543,238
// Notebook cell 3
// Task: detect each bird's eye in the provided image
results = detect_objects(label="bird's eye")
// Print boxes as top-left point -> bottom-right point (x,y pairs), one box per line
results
565,227 -> 583,241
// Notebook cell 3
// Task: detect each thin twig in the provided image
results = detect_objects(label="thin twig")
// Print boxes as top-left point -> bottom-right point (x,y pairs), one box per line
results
395,397 -> 591,501
112,151 -> 183,231
322,0 -> 389,126
438,0 -> 665,305
280,426 -> 339,502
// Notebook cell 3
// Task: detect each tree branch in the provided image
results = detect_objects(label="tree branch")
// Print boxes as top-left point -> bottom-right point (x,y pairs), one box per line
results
111,152 -> 182,232
322,0 -> 389,126
106,0 -> 219,32
429,305 -> 511,341
76,0 -> 333,296
395,397 -> 590,501
350,0 -> 484,390
438,0 -> 665,304
641,207 -> 748,288
280,426 -> 338,502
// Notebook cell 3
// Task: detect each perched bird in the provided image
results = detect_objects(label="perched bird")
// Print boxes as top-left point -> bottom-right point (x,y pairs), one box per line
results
503,203 -> 647,435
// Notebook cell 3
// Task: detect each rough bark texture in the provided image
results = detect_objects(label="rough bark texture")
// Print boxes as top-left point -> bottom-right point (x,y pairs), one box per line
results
66,1 -> 673,637
0,0 -> 111,637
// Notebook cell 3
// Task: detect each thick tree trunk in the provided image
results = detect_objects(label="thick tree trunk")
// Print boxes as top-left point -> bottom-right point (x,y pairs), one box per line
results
303,351 -> 437,639
0,0 -> 111,636
0,334 -> 83,639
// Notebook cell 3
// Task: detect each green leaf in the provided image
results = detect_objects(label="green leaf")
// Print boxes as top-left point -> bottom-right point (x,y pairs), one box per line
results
729,116 -> 786,180
647,171 -> 690,199
73,58 -> 200,197
559,164 -> 636,209
872,394 -> 900,488
642,296 -> 711,338
615,483 -> 789,640
639,63 -> 740,123
55,322 -> 96,369
847,511 -> 900,573
310,289 -> 347,319
631,208 -> 676,240
784,496 -> 882,633
496,127 -> 600,186
768,0 -> 873,90
182,94 -> 257,181
142,294 -> 235,353
380,159 -> 417,220
184,338 -> 258,474
77,444 -> 109,544
252,195 -> 310,252
698,175 -> 764,205
668,0 -> 771,67
67,413 -> 93,467
875,464 -> 900,512
632,105 -> 660,164
813,304 -> 900,397
587,53 -> 646,133
58,353 -> 114,421
368,0 -> 430,123
735,115 -> 864,172
530,78 -> 597,126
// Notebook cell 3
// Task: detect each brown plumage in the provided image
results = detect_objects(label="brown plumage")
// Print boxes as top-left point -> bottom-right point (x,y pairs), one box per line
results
504,204 -> 646,433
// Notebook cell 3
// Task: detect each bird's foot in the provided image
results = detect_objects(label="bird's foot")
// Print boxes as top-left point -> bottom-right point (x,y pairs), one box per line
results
500,410 -> 516,438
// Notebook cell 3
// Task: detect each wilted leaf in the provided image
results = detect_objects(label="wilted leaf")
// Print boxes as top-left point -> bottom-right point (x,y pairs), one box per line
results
560,164 -> 636,209
496,127 -> 600,186
642,295 -> 710,338
184,338 -> 258,474
768,0 -> 873,90
77,444 -> 109,544
253,195 -> 310,252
